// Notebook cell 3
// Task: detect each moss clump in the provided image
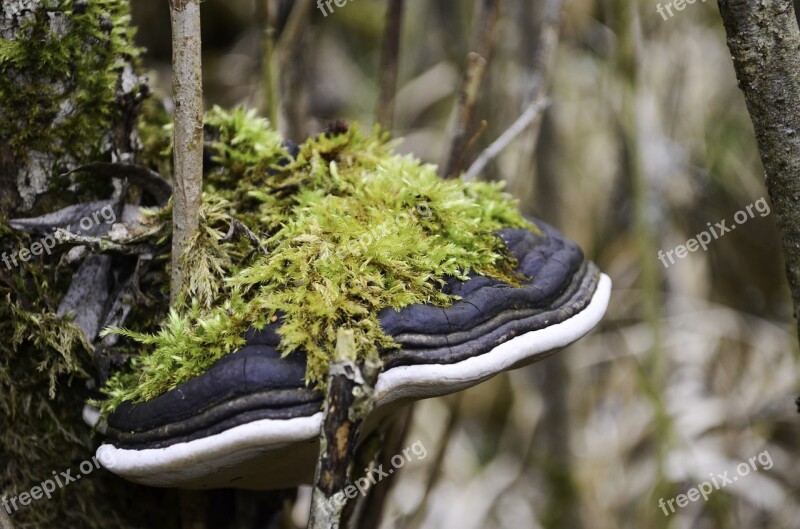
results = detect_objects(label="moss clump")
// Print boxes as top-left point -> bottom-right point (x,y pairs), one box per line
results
0,0 -> 142,168
100,109 -> 533,413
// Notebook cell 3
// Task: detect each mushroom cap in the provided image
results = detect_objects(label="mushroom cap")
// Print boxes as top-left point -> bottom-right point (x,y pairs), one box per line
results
93,220 -> 611,490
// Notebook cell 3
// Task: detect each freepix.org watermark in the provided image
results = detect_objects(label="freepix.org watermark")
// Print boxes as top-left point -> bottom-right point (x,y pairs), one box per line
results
317,0 -> 354,18
318,440 -> 427,515
658,450 -> 773,516
2,456 -> 102,515
656,0 -> 707,21
658,197 -> 770,269
321,202 -> 433,267
2,204 -> 117,270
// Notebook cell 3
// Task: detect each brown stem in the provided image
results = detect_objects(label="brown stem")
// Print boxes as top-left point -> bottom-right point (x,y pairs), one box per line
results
169,0 -> 204,305
717,2 -> 800,341
308,329 -> 381,529
376,0 -> 405,131
443,0 -> 503,179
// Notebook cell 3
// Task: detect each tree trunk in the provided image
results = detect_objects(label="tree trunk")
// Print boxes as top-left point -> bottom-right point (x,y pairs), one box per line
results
717,0 -> 800,342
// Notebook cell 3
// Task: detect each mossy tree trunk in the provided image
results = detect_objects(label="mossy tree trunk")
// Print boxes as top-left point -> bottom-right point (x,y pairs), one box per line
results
0,0 -> 146,218
717,1 -> 800,346
0,2 -> 175,529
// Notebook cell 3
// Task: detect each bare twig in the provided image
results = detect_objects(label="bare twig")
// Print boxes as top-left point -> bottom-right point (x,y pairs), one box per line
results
64,162 -> 173,207
466,0 -> 563,181
376,0 -> 405,131
53,229 -> 157,256
443,0 -> 503,179
464,100 -> 549,181
169,0 -> 204,305
308,329 -> 382,529
717,3 -> 800,344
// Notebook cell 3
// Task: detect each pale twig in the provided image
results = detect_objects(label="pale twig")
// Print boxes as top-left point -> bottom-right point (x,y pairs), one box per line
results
443,0 -> 503,179
168,0 -> 204,306
464,98 -> 550,181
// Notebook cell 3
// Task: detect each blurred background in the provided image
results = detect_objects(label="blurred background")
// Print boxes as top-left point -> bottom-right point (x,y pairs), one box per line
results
129,0 -> 800,527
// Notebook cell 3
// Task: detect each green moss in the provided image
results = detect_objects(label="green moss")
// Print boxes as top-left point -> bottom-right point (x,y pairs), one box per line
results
0,0 -> 142,168
99,111 -> 534,413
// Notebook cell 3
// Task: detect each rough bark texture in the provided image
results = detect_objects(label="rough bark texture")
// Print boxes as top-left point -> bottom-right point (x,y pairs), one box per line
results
169,0 -> 204,303
308,329 -> 381,529
718,1 -> 800,339
0,0 -> 146,217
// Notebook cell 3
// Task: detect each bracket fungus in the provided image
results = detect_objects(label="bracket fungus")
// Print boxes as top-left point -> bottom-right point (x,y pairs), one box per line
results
83,112 -> 611,490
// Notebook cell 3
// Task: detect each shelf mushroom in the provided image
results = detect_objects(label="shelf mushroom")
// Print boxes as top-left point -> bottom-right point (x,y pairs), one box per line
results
91,219 -> 610,490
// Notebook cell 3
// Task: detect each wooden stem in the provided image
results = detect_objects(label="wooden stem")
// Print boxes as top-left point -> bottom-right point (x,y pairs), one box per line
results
168,0 -> 204,305
308,329 -> 381,529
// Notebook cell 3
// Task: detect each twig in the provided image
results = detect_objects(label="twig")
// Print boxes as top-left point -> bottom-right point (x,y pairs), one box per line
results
53,229 -> 157,256
63,162 -> 173,207
376,0 -> 405,131
466,0 -> 563,182
443,0 -> 503,179
464,98 -> 549,181
308,329 -> 382,529
169,0 -> 204,306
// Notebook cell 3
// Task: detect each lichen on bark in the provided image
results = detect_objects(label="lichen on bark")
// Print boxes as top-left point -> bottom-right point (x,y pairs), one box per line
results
0,2 -> 175,528
0,0 -> 146,215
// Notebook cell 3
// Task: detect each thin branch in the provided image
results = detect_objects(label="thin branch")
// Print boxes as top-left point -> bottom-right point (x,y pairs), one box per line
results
64,162 -> 173,207
464,99 -> 549,181
465,0 -> 563,181
169,0 -> 204,305
443,0 -> 503,179
376,0 -> 405,131
53,229 -> 157,256
308,329 -> 382,529
717,2 -> 800,342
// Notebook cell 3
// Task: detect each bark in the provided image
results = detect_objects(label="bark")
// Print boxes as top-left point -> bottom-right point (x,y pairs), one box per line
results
0,0 -> 146,217
717,1 -> 800,340
308,329 -> 381,529
169,0 -> 204,304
